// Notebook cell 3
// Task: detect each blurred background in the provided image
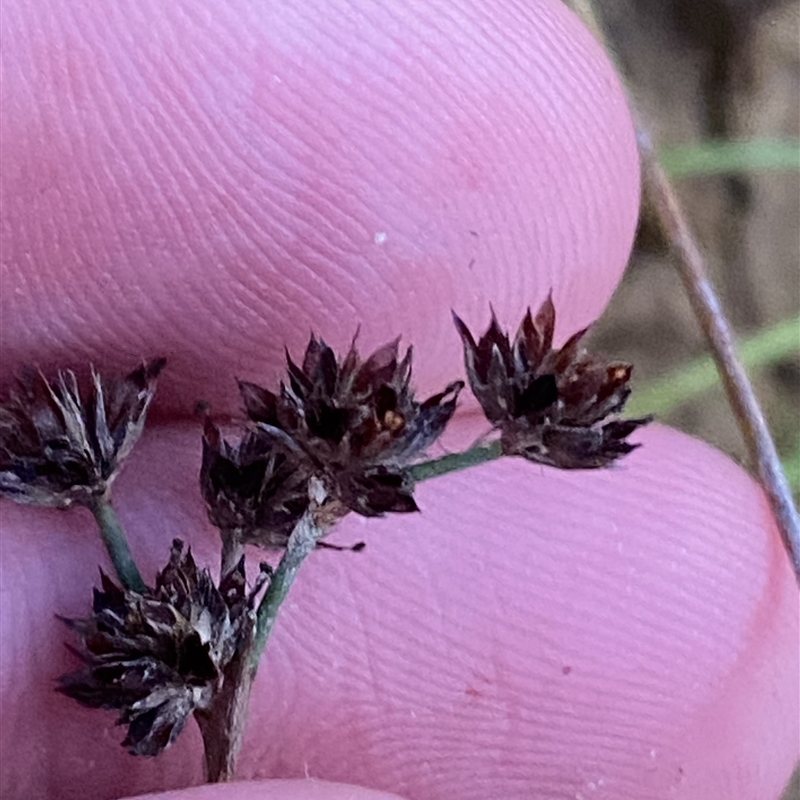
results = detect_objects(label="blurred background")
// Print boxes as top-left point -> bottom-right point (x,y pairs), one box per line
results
577,2 -> 799,796
581,0 -> 799,486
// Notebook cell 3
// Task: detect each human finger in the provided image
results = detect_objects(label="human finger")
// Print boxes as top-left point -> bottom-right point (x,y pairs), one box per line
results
1,0 -> 639,417
0,419 -> 796,799
122,778 -> 406,800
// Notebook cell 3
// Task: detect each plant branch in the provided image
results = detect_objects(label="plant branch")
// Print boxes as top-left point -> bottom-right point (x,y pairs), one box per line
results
565,0 -> 800,582
250,509 -> 326,671
195,650 -> 252,782
245,439 -> 509,675
87,496 -> 146,592
640,146 -> 800,580
200,443 -> 519,781
411,439 -> 503,482
195,501 -> 328,780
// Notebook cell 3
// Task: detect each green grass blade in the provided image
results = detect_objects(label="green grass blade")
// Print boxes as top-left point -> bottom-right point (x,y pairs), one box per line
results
627,315 -> 800,418
661,139 -> 800,177
783,439 -> 800,493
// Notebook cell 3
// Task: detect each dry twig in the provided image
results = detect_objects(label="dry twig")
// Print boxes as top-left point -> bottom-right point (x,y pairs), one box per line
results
564,0 -> 800,582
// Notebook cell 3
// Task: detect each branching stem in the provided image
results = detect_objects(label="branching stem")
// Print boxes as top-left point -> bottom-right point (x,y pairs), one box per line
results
199,444 -> 512,779
195,4 -> 800,783
250,511 -> 326,672
196,650 -> 252,783
244,442 -> 512,675
411,439 -> 503,481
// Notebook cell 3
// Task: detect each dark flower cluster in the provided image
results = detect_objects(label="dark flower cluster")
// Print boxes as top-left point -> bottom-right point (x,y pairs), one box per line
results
201,336 -> 462,548
453,296 -> 651,468
58,540 -> 268,756
200,419 -> 311,549
0,359 -> 165,507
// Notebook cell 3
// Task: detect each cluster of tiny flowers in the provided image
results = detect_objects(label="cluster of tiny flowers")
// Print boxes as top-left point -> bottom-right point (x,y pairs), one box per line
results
453,295 -> 651,469
58,540 -> 268,755
0,359 -> 164,507
201,335 -> 463,550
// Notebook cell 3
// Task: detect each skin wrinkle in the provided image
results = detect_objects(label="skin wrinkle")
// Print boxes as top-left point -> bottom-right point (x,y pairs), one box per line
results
248,23 -> 432,306
244,114 -> 405,319
103,107 -> 222,347
266,428 -> 792,792
57,9 -> 126,260
227,142 -> 389,344
72,1 -> 272,355
46,2 -> 150,304
36,53 -> 188,362
679,517 -> 798,798
340,555 -> 385,722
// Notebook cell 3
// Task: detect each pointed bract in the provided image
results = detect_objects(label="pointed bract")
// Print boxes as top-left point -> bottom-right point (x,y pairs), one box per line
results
454,298 -> 651,469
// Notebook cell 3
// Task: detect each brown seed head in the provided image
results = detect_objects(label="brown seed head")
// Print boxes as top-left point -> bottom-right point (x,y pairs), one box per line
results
0,359 -> 165,507
237,335 -> 462,517
58,539 -> 267,756
200,417 -> 312,549
453,295 -> 651,468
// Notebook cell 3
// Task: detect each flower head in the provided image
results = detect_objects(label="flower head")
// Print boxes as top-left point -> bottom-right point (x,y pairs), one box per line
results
238,335 -> 462,516
200,418 -> 312,549
0,359 -> 165,507
58,539 -> 267,756
453,296 -> 651,468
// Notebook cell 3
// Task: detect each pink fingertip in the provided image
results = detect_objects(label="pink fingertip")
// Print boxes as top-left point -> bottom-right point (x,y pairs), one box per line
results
122,778 -> 407,800
1,0 -> 639,417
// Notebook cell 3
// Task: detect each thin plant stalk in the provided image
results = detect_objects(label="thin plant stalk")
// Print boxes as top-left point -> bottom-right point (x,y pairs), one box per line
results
639,148 -> 800,578
564,0 -> 800,582
195,650 -> 253,782
199,483 -> 328,781
246,443 -> 514,673
198,448 -> 502,778
410,439 -> 503,481
158,4 -> 800,781
250,510 -> 327,671
87,496 -> 146,592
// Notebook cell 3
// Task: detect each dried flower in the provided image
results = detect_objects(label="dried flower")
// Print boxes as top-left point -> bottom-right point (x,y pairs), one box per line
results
201,418 -> 312,549
238,335 -> 462,516
453,296 -> 651,468
58,539 -> 268,756
0,359 -> 165,507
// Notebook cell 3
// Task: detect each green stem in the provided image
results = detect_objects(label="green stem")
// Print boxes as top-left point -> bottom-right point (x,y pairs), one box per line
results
235,442 -> 507,773
410,439 -> 503,481
88,496 -> 146,592
250,510 -> 326,672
